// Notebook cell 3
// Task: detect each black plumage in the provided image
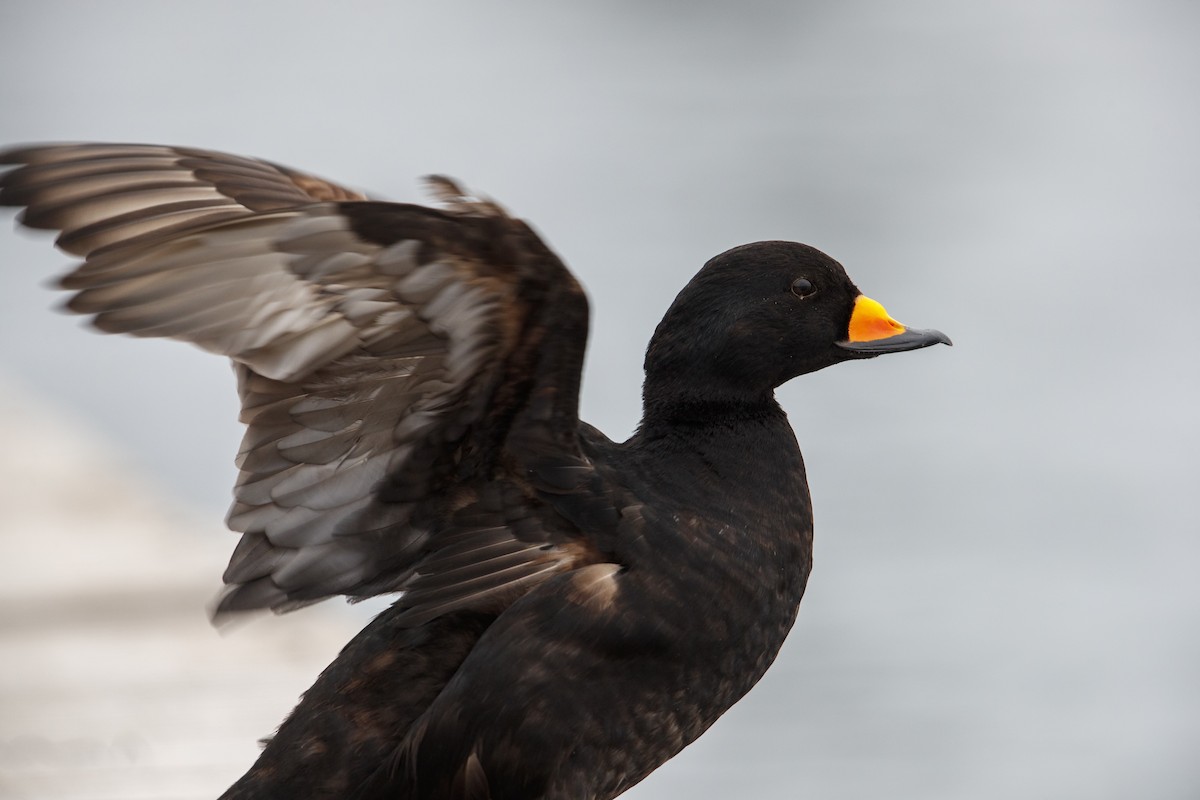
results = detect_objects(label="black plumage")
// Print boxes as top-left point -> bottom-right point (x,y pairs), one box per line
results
0,143 -> 950,800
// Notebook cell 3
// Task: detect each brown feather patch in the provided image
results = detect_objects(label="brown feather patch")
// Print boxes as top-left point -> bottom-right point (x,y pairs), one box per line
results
565,563 -> 622,611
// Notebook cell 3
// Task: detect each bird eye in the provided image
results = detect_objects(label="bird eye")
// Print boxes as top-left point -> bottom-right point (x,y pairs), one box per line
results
790,278 -> 816,299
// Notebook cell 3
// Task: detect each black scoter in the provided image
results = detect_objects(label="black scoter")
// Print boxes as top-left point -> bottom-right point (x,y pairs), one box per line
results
0,143 -> 950,800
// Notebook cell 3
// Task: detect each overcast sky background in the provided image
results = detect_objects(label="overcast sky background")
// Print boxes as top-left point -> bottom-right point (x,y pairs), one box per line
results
1,2 -> 1197,799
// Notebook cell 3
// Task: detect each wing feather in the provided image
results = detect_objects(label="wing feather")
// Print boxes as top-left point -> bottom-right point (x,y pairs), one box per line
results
0,143 -> 369,254
1,142 -> 612,623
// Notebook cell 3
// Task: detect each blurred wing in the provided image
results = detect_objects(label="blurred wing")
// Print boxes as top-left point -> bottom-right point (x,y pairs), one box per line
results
1,144 -> 610,619
0,142 -> 367,255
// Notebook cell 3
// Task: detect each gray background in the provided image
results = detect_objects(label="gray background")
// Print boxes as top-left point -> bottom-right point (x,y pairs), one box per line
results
1,2 -> 1197,798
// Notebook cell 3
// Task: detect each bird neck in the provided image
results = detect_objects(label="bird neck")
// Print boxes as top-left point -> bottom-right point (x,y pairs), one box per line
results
637,376 -> 784,439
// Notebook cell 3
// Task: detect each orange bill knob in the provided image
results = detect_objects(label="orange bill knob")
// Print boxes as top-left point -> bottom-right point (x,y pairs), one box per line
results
838,295 -> 952,355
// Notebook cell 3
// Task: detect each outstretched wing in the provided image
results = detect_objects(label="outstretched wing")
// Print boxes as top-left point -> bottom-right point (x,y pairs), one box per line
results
1,143 -> 614,620
0,143 -> 367,254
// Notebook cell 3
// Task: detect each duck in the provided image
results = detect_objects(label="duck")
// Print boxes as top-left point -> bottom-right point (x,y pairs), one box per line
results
0,143 -> 950,800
